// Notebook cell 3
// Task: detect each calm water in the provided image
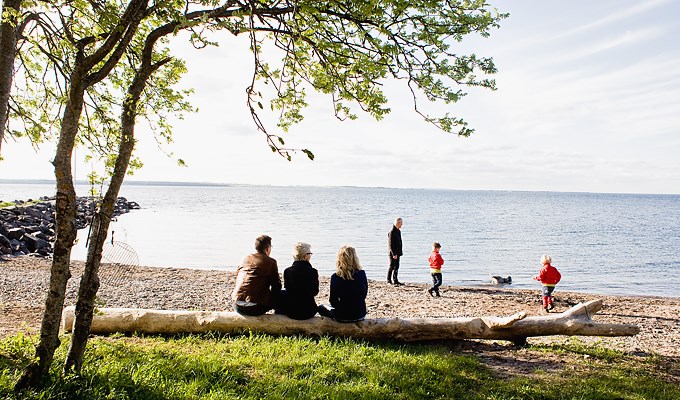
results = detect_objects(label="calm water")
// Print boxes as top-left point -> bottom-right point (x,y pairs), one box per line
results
2,182 -> 679,297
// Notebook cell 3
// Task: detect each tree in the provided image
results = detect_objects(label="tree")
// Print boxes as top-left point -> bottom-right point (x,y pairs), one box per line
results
15,0 -> 154,388
10,0 -> 507,389
63,16 -> 194,374
0,0 -> 21,155
0,0 -> 39,155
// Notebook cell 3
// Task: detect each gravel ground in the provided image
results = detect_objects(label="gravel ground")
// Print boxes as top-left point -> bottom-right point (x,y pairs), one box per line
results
2,256 -> 678,380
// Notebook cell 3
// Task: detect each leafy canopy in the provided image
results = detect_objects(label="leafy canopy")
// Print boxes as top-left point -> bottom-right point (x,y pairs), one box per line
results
235,0 -> 507,158
8,0 -> 506,163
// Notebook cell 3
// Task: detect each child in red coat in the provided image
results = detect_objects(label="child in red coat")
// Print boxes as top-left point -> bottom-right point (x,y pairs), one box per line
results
428,242 -> 444,297
533,255 -> 561,312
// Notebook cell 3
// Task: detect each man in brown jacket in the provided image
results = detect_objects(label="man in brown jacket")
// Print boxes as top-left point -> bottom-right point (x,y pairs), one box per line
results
231,235 -> 282,316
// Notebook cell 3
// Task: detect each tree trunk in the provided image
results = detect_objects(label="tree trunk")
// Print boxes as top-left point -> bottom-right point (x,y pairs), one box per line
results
14,69 -> 86,390
63,103 -> 137,373
14,1 -> 151,387
64,25 -> 170,370
0,0 -> 22,151
61,299 -> 639,344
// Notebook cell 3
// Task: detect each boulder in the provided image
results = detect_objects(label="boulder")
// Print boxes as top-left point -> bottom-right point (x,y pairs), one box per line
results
23,233 -> 49,253
1,195 -> 139,257
9,239 -> 21,251
34,203 -> 51,211
24,225 -> 42,234
0,234 -> 11,255
23,207 -> 45,219
6,227 -> 26,241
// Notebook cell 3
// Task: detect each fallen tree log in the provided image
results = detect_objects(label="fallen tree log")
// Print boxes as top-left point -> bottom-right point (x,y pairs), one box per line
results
61,299 -> 639,345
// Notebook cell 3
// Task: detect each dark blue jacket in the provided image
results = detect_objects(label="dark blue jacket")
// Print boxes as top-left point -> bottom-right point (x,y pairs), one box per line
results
329,270 -> 368,321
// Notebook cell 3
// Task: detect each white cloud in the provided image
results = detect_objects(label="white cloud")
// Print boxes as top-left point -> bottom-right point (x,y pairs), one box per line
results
556,0 -> 672,38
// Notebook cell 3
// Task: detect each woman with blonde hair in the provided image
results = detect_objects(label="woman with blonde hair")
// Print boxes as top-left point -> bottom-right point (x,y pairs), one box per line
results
318,246 -> 368,322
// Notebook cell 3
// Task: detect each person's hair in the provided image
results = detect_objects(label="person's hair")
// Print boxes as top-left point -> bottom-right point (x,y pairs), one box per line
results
540,255 -> 552,265
255,235 -> 272,254
336,246 -> 362,280
395,217 -> 403,225
433,242 -> 441,249
292,242 -> 312,261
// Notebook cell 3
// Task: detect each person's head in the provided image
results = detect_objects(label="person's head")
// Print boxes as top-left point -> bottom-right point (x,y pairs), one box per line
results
292,242 -> 313,261
433,242 -> 441,252
255,235 -> 272,255
336,245 -> 362,280
395,217 -> 403,229
540,255 -> 552,265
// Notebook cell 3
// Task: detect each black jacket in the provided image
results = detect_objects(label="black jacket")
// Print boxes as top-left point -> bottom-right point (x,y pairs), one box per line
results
283,260 -> 320,320
388,225 -> 403,256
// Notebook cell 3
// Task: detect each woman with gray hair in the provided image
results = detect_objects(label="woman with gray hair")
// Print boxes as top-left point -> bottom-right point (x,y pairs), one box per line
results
277,242 -> 320,319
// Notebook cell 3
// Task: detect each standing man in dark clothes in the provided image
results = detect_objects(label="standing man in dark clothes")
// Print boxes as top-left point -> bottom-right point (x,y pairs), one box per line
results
387,217 -> 404,286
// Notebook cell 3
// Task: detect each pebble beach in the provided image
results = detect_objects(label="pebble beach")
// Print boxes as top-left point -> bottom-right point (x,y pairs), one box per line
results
2,256 -> 679,363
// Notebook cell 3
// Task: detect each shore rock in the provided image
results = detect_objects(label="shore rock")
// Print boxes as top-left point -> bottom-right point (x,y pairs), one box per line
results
0,196 -> 140,257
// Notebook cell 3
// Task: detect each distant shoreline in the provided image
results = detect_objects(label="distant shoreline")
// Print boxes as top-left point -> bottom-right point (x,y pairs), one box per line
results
0,178 -> 233,188
3,179 -> 679,196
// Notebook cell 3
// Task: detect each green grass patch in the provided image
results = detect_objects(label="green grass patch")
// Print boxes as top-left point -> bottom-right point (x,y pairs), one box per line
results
0,199 -> 42,208
1,333 -> 677,399
530,337 -> 627,362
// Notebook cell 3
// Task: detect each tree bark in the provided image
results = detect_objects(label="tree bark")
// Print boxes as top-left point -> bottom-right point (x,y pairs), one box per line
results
63,17 -> 174,372
0,0 -> 22,152
64,75 -> 140,373
14,66 -> 86,390
61,300 -> 639,343
15,1 -> 150,389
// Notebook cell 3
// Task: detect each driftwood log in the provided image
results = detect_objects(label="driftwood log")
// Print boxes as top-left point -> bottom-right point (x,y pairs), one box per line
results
61,299 -> 639,345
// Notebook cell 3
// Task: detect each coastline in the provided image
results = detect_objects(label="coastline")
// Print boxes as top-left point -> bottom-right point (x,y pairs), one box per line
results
2,257 -> 679,359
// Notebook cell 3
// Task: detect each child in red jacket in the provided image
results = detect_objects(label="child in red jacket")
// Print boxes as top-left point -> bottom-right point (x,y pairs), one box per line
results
533,255 -> 561,312
428,242 -> 444,297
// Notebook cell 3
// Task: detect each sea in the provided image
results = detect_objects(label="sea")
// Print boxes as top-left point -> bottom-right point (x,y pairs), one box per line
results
2,181 -> 679,298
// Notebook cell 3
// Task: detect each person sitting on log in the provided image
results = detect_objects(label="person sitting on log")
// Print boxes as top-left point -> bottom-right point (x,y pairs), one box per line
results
275,242 -> 320,320
231,235 -> 282,316
533,254 -> 562,312
319,246 -> 368,322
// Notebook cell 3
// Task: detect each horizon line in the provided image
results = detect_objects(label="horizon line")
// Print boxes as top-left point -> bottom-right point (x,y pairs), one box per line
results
1,178 -> 678,197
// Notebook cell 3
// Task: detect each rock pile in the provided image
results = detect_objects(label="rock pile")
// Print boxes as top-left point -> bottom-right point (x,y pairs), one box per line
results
0,196 -> 140,257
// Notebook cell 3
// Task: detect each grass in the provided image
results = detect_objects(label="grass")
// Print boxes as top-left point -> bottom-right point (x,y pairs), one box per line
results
0,201 -> 18,208
1,332 -> 678,400
0,199 -> 41,208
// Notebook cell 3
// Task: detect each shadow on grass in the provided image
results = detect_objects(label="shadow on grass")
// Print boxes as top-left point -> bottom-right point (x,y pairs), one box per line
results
2,332 -> 680,400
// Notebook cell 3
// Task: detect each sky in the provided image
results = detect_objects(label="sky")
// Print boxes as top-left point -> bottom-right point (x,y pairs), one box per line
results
1,0 -> 679,194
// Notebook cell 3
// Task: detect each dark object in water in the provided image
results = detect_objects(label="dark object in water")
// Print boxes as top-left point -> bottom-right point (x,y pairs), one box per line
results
491,275 -> 512,285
